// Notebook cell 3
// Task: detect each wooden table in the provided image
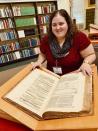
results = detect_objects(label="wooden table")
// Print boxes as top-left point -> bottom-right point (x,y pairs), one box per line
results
0,64 -> 98,131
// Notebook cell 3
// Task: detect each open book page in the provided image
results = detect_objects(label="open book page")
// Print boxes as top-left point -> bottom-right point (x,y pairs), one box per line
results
44,72 -> 89,112
4,68 -> 59,118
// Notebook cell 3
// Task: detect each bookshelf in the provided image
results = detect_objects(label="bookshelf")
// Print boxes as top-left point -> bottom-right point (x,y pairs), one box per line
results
36,1 -> 56,38
86,8 -> 95,29
0,1 -> 57,66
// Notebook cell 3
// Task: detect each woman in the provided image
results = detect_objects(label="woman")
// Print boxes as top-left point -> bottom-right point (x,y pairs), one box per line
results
31,9 -> 96,76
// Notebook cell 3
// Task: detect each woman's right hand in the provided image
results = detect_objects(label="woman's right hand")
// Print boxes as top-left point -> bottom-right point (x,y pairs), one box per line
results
31,61 -> 41,70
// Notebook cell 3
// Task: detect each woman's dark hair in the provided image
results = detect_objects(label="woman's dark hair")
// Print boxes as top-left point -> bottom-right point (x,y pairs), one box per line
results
48,9 -> 78,42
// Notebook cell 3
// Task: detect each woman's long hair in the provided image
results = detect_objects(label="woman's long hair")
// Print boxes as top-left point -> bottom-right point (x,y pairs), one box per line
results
48,9 -> 78,42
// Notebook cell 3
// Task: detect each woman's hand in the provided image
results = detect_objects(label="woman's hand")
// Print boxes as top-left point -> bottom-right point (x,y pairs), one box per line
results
31,61 -> 41,70
77,63 -> 92,76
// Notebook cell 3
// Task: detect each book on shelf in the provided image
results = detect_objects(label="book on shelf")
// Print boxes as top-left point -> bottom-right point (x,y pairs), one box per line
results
37,4 -> 56,14
24,28 -> 36,36
30,38 -> 38,47
15,17 -> 36,27
38,15 -> 49,24
12,6 -> 35,16
0,8 -> 6,17
0,18 -> 14,29
18,30 -> 25,38
0,7 -> 12,17
20,6 -> 35,15
3,67 -> 93,120
18,28 -> 36,38
14,51 -> 21,59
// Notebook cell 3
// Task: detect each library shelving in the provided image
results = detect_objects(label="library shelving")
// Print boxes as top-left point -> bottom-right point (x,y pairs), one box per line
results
0,1 -> 57,66
36,1 -> 56,38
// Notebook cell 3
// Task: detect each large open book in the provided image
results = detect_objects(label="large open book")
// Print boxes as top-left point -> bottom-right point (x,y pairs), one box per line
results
3,67 -> 92,120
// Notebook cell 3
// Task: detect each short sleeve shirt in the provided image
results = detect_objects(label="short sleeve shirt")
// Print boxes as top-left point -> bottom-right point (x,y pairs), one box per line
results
40,31 -> 90,75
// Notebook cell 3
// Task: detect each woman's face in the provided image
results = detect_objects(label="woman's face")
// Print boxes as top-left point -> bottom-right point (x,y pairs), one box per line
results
52,13 -> 68,40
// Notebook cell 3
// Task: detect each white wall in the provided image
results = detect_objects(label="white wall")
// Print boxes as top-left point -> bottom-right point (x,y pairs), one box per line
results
57,0 -> 71,14
71,0 -> 85,25
71,0 -> 96,28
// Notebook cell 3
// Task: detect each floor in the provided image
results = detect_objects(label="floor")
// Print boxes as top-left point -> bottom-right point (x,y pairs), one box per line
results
0,59 -> 35,86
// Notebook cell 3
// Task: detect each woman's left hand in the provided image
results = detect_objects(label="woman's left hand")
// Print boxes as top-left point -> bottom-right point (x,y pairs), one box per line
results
76,63 -> 92,76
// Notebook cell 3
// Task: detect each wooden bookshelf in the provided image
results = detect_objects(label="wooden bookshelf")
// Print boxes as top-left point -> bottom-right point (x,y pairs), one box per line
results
86,8 -> 95,29
0,1 -> 57,66
36,1 -> 57,38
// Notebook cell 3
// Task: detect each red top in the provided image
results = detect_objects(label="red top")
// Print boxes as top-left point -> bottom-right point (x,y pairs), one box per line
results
0,118 -> 31,131
40,31 -> 90,75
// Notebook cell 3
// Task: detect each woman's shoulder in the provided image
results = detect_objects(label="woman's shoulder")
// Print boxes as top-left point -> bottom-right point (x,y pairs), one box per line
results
74,31 -> 88,39
73,31 -> 90,50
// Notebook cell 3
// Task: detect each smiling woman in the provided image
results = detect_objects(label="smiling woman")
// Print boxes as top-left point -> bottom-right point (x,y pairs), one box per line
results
31,9 -> 96,76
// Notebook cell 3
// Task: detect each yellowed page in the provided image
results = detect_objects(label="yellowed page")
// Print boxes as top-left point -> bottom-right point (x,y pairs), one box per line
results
45,72 -> 88,112
4,68 -> 59,117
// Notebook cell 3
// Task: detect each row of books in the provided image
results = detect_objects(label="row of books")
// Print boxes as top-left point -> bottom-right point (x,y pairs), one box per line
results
0,47 -> 40,64
0,18 -> 14,29
0,30 -> 17,41
18,28 -> 37,38
37,4 -> 56,14
0,7 -> 12,17
0,38 -> 39,54
38,15 -> 49,24
40,25 -> 48,34
20,38 -> 39,48
15,17 -> 36,27
12,6 -> 35,16
0,41 -> 20,54
0,3 -> 56,17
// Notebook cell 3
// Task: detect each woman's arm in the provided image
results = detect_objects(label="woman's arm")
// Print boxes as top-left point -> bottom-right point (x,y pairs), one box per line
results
80,44 -> 96,64
31,51 -> 46,69
79,44 -> 96,75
